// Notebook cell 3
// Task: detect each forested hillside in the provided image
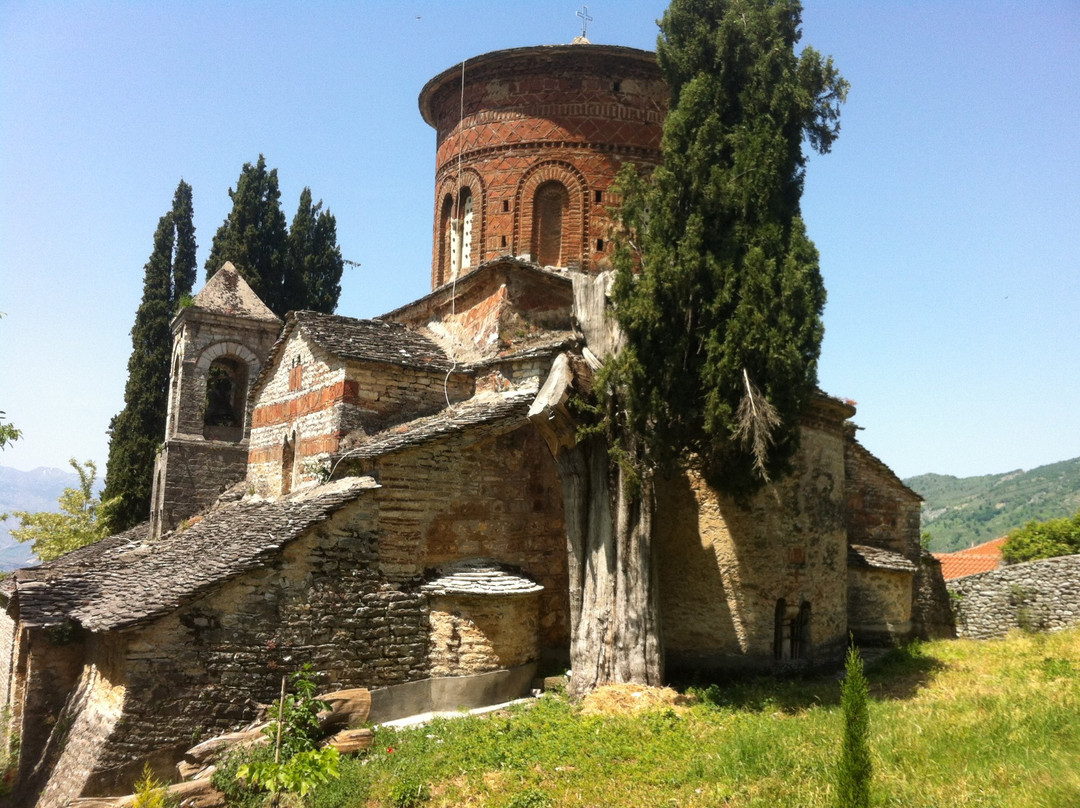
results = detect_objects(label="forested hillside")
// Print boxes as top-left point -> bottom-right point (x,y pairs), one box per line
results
906,457 -> 1080,552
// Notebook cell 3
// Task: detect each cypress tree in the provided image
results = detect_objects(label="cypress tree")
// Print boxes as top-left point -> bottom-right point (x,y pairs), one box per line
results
206,156 -> 342,317
103,181 -> 197,531
547,0 -> 847,698
205,154 -> 289,314
836,643 -> 872,807
288,187 -> 344,313
608,0 -> 848,497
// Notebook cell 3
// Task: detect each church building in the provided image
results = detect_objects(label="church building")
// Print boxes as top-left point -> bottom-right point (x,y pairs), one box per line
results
0,41 -> 950,805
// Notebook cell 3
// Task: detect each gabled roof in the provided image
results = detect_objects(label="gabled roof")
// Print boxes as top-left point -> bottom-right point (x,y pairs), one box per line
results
191,262 -> 280,322
382,256 -> 573,326
251,310 -> 459,400
292,311 -> 454,370
934,537 -> 1007,580
848,544 -> 918,573
846,437 -> 922,502
340,388 -> 535,460
6,478 -> 377,631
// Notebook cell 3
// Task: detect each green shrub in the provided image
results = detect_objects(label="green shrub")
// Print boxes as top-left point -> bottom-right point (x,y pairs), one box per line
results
217,665 -> 341,805
389,773 -> 429,807
508,789 -> 553,808
131,762 -> 176,808
212,745 -> 274,808
237,746 -> 340,798
1003,511 -> 1080,562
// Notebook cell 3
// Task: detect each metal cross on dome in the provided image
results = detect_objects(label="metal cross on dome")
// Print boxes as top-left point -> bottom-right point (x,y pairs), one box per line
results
577,5 -> 594,39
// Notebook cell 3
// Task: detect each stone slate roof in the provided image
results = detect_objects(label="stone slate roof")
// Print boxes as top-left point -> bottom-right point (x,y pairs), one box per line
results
0,523 -> 151,622
422,558 -> 543,597
191,263 -> 280,322
847,544 -> 918,574
294,311 -> 454,372
6,478 -> 377,631
339,389 -> 535,460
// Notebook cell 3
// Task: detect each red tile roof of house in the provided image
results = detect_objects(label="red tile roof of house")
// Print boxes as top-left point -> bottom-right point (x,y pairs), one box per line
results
933,536 -> 1008,580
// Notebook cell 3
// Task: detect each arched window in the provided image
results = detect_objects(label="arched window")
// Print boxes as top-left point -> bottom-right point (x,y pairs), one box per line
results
792,602 -> 811,660
440,188 -> 474,283
168,353 -> 182,435
281,432 -> 295,495
439,194 -> 454,286
774,598 -> 787,661
533,181 -> 569,267
203,356 -> 248,441
775,598 -> 812,661
458,188 -> 473,274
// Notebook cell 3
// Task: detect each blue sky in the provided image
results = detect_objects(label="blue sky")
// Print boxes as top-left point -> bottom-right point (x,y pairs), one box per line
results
1,1 -> 1078,480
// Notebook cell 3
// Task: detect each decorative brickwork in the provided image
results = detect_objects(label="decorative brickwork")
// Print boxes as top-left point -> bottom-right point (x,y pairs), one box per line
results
420,45 -> 666,284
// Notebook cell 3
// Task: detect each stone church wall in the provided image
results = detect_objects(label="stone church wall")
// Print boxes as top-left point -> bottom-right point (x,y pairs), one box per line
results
367,424 -> 570,653
844,438 -> 922,560
152,441 -> 248,529
42,500 -> 430,798
847,567 -> 913,644
657,416 -> 850,674
248,331 -> 473,495
912,552 -> 956,640
33,635 -> 126,808
0,607 -> 16,718
12,626 -> 86,795
947,554 -> 1080,639
427,592 -> 541,677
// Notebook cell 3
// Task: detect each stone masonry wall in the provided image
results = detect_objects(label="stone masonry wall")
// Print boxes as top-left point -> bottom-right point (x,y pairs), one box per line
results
912,552 -> 956,640
0,606 -> 15,718
33,635 -> 126,808
656,416 -> 850,673
844,438 -> 922,560
152,441 -> 248,529
428,592 -> 541,677
365,424 -> 570,652
947,554 -> 1080,639
57,500 -> 431,797
847,567 -> 913,644
14,626 -> 86,793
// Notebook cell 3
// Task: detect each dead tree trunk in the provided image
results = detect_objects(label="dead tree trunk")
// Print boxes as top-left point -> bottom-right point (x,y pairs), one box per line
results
530,353 -> 663,699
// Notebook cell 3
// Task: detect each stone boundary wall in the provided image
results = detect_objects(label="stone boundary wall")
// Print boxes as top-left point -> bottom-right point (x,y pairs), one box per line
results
947,554 -> 1080,639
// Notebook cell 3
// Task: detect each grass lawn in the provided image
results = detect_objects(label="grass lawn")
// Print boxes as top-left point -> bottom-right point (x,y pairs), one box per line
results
306,628 -> 1080,808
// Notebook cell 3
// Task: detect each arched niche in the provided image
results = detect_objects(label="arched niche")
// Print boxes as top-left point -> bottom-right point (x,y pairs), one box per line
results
515,161 -> 587,269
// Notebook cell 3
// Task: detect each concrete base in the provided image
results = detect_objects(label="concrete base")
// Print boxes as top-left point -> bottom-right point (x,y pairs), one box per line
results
367,663 -> 538,724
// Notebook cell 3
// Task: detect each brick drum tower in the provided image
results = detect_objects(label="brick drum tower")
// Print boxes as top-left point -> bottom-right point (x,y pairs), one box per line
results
419,43 -> 667,288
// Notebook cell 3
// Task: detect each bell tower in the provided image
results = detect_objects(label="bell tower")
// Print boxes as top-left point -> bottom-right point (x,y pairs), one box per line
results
149,263 -> 281,536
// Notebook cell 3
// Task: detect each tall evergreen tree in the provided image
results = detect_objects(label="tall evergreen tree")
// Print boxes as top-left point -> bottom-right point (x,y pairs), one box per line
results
206,156 -> 342,317
205,155 -> 289,314
288,187 -> 344,313
539,0 -> 847,697
103,181 -> 197,531
609,0 -> 847,496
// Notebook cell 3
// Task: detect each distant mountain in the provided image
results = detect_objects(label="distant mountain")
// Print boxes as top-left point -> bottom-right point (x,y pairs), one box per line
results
0,464 -> 87,572
905,457 -> 1080,553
